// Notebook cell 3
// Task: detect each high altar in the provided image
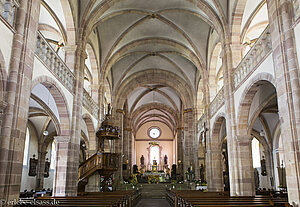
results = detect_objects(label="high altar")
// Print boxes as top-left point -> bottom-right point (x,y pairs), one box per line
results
139,159 -> 170,183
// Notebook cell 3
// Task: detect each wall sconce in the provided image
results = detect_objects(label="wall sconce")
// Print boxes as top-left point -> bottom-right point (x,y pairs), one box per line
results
260,130 -> 265,137
43,130 -> 49,136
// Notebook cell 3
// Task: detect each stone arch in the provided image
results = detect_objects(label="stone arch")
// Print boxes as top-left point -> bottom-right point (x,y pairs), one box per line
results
211,114 -> 227,151
82,113 -> 97,153
247,93 -> 277,135
113,69 -> 194,110
231,0 -> 248,66
237,72 -> 276,136
60,0 -> 76,45
31,76 -> 71,136
86,43 -> 100,85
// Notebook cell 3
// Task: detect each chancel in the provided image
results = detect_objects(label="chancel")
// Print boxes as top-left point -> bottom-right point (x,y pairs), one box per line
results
0,0 -> 300,207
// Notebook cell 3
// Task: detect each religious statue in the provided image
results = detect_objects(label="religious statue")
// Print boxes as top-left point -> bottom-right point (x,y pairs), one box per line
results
164,154 -> 168,165
98,138 -> 104,152
202,122 -> 208,151
107,103 -> 111,115
140,155 -> 145,166
261,156 -> 267,176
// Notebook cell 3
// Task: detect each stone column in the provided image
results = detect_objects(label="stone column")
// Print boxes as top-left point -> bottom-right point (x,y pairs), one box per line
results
114,109 -> 124,180
85,173 -> 100,192
35,151 -> 47,191
123,128 -> 132,168
0,100 -> 7,136
53,136 -> 72,196
63,45 -> 77,72
222,42 -> 239,196
236,137 -> 255,196
267,0 -> 300,205
176,128 -> 184,177
206,146 -> 223,191
0,0 -> 41,201
183,108 -> 197,179
65,45 -> 86,196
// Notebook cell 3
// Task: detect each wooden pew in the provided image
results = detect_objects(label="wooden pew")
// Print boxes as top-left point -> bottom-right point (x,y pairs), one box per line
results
15,190 -> 141,207
166,189 -> 291,207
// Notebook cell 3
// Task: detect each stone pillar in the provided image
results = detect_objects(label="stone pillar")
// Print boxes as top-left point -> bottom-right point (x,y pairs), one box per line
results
183,108 -> 197,178
264,149 -> 274,189
267,0 -> 300,205
53,136 -> 73,196
114,109 -> 124,180
0,100 -> 7,136
85,173 -> 100,192
206,147 -> 223,191
236,137 -> 255,196
64,45 -> 86,196
176,128 -> 184,176
35,151 -> 47,191
222,42 -> 239,196
0,0 -> 41,201
63,45 -> 77,72
123,128 -> 132,168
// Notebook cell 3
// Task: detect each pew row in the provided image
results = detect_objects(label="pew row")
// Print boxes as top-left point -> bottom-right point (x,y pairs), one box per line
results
15,190 -> 141,207
166,189 -> 291,207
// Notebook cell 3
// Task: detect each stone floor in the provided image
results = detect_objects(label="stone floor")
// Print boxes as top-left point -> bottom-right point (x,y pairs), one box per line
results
136,199 -> 171,207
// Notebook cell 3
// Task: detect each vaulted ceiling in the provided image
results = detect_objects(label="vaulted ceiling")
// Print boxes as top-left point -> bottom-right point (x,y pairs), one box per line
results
72,0 -> 232,133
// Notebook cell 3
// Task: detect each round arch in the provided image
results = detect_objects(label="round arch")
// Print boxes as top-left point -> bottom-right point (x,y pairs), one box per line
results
237,73 -> 276,136
82,113 -> 97,153
31,76 -> 71,136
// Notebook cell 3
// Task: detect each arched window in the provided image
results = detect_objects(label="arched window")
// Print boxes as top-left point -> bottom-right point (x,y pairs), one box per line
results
50,141 -> 56,169
252,138 -> 261,168
23,128 -> 30,165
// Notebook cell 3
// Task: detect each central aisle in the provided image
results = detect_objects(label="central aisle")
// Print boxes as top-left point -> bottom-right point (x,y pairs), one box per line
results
136,199 -> 171,207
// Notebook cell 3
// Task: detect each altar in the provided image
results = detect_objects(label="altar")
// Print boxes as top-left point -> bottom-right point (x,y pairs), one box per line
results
142,171 -> 169,183
140,160 -> 169,183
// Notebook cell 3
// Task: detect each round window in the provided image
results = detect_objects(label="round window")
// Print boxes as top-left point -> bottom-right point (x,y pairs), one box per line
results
148,127 -> 161,139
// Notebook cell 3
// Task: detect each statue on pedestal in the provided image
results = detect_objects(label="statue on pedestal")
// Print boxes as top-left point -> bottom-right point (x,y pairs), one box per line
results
140,155 -> 144,167
261,156 -> 267,176
164,154 -> 168,166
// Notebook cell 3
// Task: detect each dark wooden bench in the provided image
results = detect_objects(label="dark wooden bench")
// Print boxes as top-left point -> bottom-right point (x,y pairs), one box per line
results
15,190 -> 141,207
166,189 -> 291,207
